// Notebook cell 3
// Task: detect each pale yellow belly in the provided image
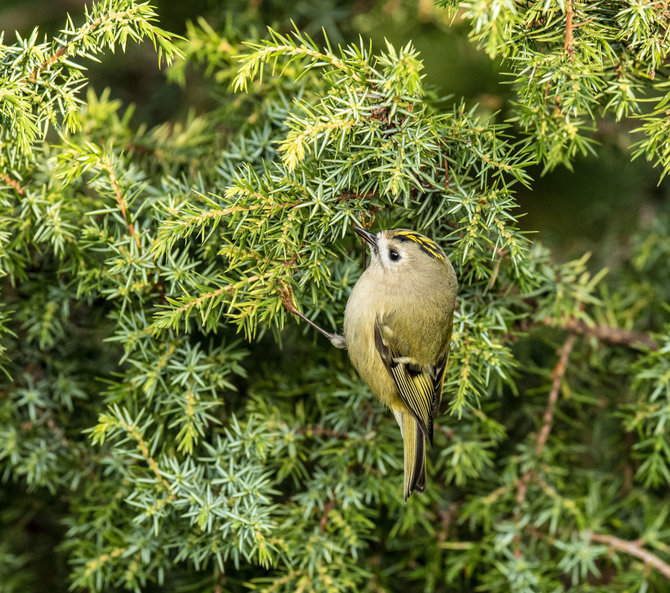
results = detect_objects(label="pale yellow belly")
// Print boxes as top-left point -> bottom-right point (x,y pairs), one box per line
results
343,287 -> 408,413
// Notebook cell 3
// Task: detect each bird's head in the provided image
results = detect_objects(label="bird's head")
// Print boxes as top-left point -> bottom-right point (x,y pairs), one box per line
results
353,226 -> 448,277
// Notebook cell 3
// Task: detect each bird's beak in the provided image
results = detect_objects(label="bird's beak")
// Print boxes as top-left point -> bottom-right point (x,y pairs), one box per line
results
353,226 -> 378,248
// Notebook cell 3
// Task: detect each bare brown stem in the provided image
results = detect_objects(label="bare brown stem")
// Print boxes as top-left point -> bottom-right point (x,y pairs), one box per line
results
515,333 -> 576,516
537,333 -> 576,457
515,469 -> 533,508
1,173 -> 26,196
590,533 -> 670,581
545,317 -> 658,351
487,249 -> 507,290
100,156 -> 141,250
320,500 -> 335,532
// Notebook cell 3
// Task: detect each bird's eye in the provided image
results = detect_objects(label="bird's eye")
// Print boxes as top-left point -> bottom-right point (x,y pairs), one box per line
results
389,249 -> 400,261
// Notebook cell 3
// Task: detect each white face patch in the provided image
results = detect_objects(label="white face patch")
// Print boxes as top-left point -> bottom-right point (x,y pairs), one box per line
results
374,235 -> 405,271
376,235 -> 388,265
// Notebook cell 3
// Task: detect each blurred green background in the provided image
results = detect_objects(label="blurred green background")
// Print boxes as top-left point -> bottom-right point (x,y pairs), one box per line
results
1,0 -> 667,268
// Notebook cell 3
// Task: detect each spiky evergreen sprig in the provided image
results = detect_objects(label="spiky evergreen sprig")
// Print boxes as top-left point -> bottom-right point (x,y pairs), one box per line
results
440,0 -> 670,175
0,0 -> 181,164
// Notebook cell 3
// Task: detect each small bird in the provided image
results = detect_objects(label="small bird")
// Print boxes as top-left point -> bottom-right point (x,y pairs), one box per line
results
284,226 -> 458,500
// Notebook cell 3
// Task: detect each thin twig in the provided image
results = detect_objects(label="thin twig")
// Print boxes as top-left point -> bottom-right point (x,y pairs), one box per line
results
537,333 -> 576,456
487,249 -> 507,290
515,469 -> 533,508
564,0 -> 575,58
320,499 -> 335,532
120,420 -> 174,495
100,156 -> 141,250
573,17 -> 595,29
25,12 -> 108,83
27,6 -> 147,83
516,333 -> 576,511
1,173 -> 26,196
545,317 -> 658,351
590,533 -> 670,580
213,567 -> 226,593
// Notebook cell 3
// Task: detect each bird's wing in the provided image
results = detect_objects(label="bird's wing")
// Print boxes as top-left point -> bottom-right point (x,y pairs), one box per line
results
374,317 -> 448,444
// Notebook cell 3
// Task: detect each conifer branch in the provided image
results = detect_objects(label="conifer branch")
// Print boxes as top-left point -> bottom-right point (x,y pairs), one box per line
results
100,156 -> 141,249
537,333 -> 576,457
26,1 -> 172,83
118,419 -> 172,492
589,533 -> 670,580
516,333 -> 576,511
82,548 -> 127,580
547,317 -> 658,351
173,278 -> 260,314
1,173 -> 26,196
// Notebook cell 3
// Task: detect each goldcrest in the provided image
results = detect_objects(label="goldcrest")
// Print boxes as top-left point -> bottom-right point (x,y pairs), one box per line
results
289,226 -> 458,500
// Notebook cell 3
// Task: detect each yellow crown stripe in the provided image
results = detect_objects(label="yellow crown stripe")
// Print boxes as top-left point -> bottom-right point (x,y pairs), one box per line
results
393,231 -> 445,262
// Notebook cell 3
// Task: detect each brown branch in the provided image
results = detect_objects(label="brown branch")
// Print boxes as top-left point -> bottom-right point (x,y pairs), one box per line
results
515,469 -> 533,508
278,281 -> 345,347
537,333 -> 576,457
515,333 -> 577,512
438,425 -> 456,440
26,15 -> 105,83
35,46 -> 68,78
278,282 -> 299,315
1,173 -> 26,196
30,3 -> 158,83
545,317 -> 658,351
573,16 -> 595,29
516,333 -> 575,514
100,156 -> 141,250
320,499 -> 334,532
564,0 -> 575,59
590,533 -> 670,581
487,249 -> 507,290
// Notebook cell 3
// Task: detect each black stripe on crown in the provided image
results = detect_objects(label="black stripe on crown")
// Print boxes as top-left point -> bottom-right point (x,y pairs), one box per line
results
392,230 -> 445,262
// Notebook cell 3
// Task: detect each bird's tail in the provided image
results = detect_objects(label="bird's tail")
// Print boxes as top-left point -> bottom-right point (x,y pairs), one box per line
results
395,411 -> 426,501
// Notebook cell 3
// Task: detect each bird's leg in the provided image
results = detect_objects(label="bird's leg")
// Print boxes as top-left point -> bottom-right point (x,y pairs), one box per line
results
278,283 -> 346,349
290,307 -> 344,345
